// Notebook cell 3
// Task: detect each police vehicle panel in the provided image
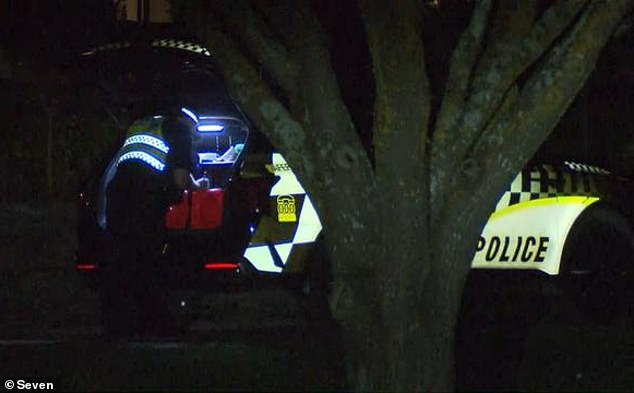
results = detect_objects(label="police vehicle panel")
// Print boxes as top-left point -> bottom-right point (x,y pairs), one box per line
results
472,162 -> 612,275
74,37 -> 633,299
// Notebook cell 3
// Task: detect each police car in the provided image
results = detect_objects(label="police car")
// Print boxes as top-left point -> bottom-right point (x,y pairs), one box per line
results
74,38 -> 634,371
457,159 -> 634,389
73,38 -> 331,328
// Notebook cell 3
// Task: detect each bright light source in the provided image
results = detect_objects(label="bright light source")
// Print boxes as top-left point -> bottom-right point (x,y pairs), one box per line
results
197,124 -> 224,132
76,264 -> 98,270
181,107 -> 198,123
204,262 -> 239,270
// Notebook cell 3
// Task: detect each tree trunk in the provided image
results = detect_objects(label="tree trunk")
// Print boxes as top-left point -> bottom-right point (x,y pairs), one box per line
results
329,216 -> 476,391
173,1 -> 634,391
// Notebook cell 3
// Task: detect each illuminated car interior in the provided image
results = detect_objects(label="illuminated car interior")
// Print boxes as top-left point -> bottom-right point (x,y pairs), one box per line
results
192,115 -> 249,189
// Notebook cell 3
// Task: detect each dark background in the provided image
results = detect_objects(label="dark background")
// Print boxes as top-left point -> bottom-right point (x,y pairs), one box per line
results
0,1 -> 632,203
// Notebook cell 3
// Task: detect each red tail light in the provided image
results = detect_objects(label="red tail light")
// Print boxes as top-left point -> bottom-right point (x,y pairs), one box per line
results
204,262 -> 239,270
76,263 -> 98,270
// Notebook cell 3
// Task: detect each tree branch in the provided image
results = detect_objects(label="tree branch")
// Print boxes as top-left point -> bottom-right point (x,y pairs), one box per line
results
431,0 -> 588,219
472,0 -> 633,179
436,0 -> 633,235
290,1 -> 372,173
216,1 -> 301,104
360,0 -> 430,178
196,27 -> 316,185
434,0 -> 492,143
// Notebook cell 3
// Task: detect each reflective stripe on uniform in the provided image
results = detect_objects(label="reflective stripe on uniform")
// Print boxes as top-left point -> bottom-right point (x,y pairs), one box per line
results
123,134 -> 170,154
118,151 -> 166,171
116,117 -> 169,172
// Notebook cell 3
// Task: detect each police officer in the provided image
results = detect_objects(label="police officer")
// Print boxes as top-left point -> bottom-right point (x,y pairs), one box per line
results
102,108 -> 208,338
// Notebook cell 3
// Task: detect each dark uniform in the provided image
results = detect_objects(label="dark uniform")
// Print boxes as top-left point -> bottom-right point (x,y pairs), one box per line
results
102,114 -> 195,337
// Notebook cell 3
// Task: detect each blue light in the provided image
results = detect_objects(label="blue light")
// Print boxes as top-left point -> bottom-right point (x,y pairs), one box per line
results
197,124 -> 224,132
249,225 -> 255,234
181,107 -> 198,123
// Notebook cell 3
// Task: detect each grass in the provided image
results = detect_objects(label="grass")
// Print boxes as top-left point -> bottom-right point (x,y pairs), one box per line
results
0,202 -> 101,338
0,202 -> 347,391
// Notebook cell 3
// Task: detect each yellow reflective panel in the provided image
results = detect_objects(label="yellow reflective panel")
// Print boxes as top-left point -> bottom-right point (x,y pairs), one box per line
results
472,196 -> 600,275
489,196 -> 598,221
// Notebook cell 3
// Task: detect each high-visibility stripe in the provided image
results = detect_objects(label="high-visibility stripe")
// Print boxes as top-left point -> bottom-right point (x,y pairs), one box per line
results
490,196 -> 599,221
118,151 -> 166,171
123,134 -> 170,154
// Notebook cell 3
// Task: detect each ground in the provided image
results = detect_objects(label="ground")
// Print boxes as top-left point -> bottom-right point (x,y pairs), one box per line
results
0,203 -> 344,391
1,202 -> 633,391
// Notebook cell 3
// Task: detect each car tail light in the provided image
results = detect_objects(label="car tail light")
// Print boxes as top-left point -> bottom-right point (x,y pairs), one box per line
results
204,262 -> 239,270
76,263 -> 98,270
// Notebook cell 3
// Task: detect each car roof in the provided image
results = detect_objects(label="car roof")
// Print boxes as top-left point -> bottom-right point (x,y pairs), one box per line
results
77,37 -> 247,122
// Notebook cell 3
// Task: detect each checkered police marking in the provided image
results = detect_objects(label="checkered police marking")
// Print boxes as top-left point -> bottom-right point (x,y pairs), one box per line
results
151,39 -> 211,56
495,163 -> 600,211
564,161 -> 611,175
244,154 -> 322,273
478,161 -> 606,275
81,39 -> 211,57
